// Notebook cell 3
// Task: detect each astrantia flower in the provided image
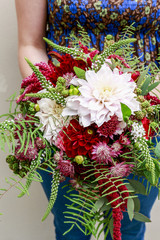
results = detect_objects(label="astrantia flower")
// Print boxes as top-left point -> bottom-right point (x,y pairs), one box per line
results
62,64 -> 140,127
111,141 -> 122,155
119,134 -> 131,145
110,162 -> 133,177
35,98 -> 67,144
57,160 -> 74,178
15,141 -> 38,161
91,142 -> 115,164
97,115 -> 126,139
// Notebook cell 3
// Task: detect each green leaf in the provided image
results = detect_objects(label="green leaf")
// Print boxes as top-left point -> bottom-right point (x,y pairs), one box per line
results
127,198 -> 134,221
154,142 -> 160,158
93,197 -> 106,212
133,197 -> 140,212
73,66 -> 86,79
141,77 -> 152,95
134,212 -> 151,222
109,217 -> 114,239
120,103 -> 132,122
137,65 -> 150,87
147,81 -> 160,93
128,179 -> 147,195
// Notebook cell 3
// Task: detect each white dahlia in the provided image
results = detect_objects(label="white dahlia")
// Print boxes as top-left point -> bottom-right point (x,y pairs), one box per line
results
62,64 -> 140,127
35,98 -> 68,144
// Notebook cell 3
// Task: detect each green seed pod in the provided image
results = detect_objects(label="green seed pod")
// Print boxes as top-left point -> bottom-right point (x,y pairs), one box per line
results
135,111 -> 145,120
137,95 -> 145,102
13,162 -> 19,170
135,88 -> 142,95
61,89 -> 69,97
6,155 -> 16,164
141,100 -> 150,108
57,77 -> 66,85
147,106 -> 154,114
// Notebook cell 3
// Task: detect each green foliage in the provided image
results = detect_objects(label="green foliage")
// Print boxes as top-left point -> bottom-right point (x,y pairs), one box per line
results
97,38 -> 137,67
154,142 -> 160,158
127,198 -> 134,221
74,66 -> 86,79
42,170 -> 60,221
62,161 -> 134,239
134,212 -> 151,222
120,103 -> 132,122
128,179 -> 147,195
67,22 -> 91,48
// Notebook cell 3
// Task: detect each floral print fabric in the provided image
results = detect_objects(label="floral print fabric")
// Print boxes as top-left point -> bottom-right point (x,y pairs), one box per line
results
47,0 -> 160,66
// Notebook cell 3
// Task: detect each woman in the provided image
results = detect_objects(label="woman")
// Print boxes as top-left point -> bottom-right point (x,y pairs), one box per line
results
15,0 -> 160,239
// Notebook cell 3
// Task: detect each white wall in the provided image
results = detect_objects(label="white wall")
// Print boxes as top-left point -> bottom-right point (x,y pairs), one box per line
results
0,1 -> 159,240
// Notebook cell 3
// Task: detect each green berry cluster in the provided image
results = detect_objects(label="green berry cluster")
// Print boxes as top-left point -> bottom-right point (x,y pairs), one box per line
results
6,155 -> 30,178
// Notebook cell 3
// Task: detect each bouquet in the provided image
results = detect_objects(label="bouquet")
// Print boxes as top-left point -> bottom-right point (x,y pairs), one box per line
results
1,27 -> 160,240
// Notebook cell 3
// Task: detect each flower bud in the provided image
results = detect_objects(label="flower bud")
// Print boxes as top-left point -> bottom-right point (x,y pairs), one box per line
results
35,104 -> 40,112
147,106 -> 154,114
137,95 -> 145,102
141,100 -> 150,108
135,111 -> 145,120
75,155 -> 84,164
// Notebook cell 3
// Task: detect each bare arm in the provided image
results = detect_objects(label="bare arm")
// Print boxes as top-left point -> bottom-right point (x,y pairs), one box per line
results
15,0 -> 48,78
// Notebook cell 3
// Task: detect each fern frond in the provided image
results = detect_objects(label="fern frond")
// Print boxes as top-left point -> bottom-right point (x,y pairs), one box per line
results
98,38 -> 137,66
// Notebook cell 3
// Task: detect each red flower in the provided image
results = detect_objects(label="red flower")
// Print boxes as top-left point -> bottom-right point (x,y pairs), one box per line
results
61,119 -> 99,158
131,71 -> 140,82
145,93 -> 160,105
141,117 -> 153,139
52,54 -> 88,81
17,62 -> 56,103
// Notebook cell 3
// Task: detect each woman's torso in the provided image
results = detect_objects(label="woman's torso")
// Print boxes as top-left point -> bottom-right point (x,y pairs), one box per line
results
47,0 -> 160,65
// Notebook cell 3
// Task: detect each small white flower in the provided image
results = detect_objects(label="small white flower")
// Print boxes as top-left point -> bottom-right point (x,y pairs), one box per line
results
131,122 -> 146,141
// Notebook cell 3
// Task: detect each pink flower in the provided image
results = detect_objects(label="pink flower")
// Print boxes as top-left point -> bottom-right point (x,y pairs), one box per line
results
57,160 -> 74,178
63,72 -> 75,87
54,150 -> 63,162
110,162 -> 133,177
91,142 -> 115,164
119,135 -> 131,145
15,141 -> 38,161
55,131 -> 65,151
111,141 -> 122,155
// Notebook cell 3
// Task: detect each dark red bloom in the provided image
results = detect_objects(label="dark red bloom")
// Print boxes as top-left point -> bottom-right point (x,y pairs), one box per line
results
61,119 -> 99,158
52,54 -> 88,81
17,62 -> 56,103
131,71 -> 140,81
145,93 -> 160,105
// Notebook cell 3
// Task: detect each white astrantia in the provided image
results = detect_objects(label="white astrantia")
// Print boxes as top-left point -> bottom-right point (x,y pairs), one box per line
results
62,64 -> 140,127
35,98 -> 68,145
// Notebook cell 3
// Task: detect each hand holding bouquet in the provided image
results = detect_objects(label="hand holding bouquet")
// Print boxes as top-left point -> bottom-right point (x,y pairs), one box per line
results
0,29 -> 160,240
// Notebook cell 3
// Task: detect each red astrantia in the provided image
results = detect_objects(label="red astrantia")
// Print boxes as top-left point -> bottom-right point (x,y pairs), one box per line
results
61,119 -> 99,158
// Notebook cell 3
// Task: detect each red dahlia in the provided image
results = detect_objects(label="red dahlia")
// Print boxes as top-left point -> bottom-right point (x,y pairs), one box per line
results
61,119 -> 99,158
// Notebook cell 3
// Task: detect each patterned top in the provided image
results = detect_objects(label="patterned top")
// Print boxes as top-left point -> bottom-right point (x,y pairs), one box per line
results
47,0 -> 160,66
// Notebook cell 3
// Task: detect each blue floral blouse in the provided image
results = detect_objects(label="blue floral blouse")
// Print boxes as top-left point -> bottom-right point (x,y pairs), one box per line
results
47,0 -> 160,66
